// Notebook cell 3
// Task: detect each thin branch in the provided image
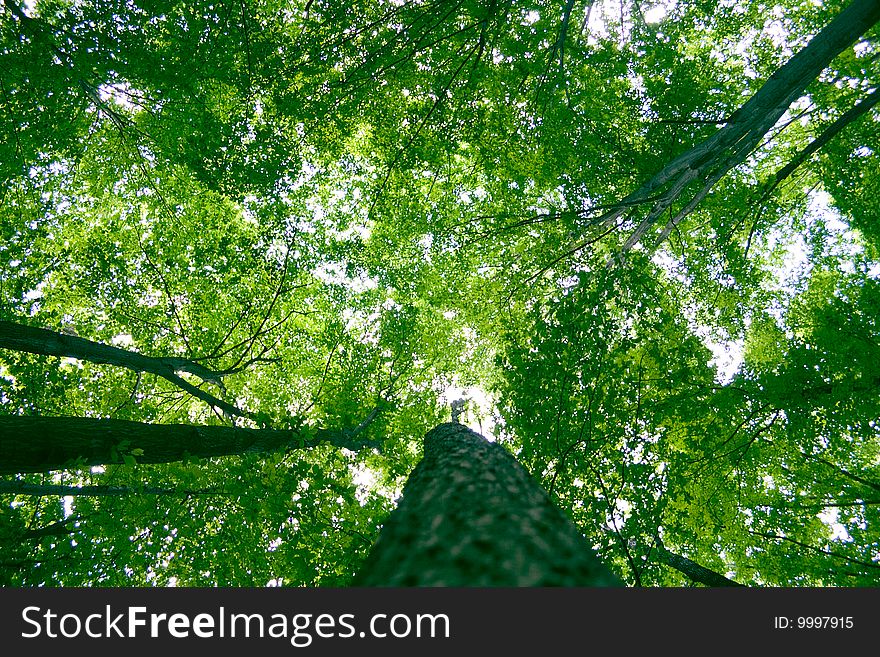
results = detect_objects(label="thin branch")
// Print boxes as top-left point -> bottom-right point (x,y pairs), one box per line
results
557,0 -> 577,71
20,516 -> 79,541
751,529 -> 880,571
111,371 -> 142,416
801,452 -> 880,493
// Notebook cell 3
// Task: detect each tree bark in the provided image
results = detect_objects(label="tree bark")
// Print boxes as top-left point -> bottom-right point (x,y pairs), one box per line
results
0,415 -> 380,474
354,422 -> 621,586
0,320 -> 247,418
654,545 -> 745,587
585,0 -> 880,260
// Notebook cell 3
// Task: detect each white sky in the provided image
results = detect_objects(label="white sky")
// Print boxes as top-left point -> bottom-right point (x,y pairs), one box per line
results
439,382 -> 497,439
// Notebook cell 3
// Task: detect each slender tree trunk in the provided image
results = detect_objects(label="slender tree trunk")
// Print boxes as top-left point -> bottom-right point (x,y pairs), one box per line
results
761,86 -> 880,201
0,416 -> 380,474
654,545 -> 745,587
0,320 -> 247,418
354,422 -> 621,586
591,0 -> 880,258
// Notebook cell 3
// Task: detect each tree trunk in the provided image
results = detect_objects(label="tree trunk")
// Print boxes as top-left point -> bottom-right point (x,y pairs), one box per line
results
354,422 -> 621,586
0,416 -> 380,474
0,320 -> 247,418
592,0 -> 880,259
654,545 -> 745,587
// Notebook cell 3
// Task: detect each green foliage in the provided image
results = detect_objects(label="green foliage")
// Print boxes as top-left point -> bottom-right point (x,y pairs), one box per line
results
2,0 -> 879,587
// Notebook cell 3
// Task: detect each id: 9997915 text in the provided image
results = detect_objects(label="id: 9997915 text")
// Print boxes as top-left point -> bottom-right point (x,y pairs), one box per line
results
773,616 -> 853,629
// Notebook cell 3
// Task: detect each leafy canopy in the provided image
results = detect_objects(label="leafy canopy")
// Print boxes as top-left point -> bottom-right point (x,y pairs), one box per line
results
1,0 -> 879,586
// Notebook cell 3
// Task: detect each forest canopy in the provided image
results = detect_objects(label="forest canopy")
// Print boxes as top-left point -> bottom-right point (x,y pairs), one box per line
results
1,0 -> 879,586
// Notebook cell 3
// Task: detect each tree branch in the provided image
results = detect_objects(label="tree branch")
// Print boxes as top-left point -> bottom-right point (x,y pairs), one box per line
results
761,86 -> 880,202
562,0 -> 880,265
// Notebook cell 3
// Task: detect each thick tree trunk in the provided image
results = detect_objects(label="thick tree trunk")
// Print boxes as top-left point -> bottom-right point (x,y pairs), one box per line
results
354,422 -> 621,586
0,416 -> 380,474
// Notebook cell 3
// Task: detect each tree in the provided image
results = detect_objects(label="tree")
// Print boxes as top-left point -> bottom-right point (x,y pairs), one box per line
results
0,319 -> 250,418
2,0 -> 880,587
355,422 -> 620,586
652,544 -> 744,588
0,415 -> 381,474
561,0 -> 880,265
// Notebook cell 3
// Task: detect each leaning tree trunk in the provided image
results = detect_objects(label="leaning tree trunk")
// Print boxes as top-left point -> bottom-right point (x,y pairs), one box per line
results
0,416 -> 380,474
354,422 -> 621,586
0,320 -> 247,418
654,544 -> 745,587
594,0 -> 880,259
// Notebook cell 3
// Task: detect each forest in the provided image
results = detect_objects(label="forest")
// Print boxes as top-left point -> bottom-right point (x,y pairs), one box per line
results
1,0 -> 879,587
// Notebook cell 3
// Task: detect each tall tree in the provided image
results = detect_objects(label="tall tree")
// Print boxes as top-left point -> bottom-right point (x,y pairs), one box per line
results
0,414 -> 381,474
355,422 -> 620,586
0,319 -> 248,417
2,0 -> 879,587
